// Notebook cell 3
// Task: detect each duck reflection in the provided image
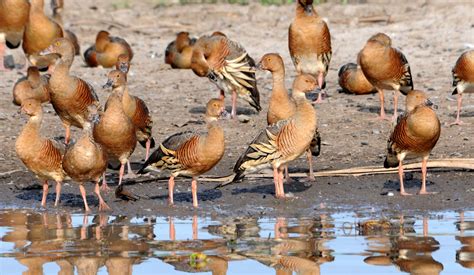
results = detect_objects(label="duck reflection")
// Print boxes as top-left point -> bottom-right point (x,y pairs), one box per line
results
0,210 -> 155,275
456,211 -> 474,269
363,215 -> 443,275
241,216 -> 334,275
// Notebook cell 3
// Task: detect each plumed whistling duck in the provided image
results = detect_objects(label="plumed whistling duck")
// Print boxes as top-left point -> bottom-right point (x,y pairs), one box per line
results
40,38 -> 100,145
191,32 -> 261,119
62,105 -> 109,212
84,30 -> 133,68
165,31 -> 197,69
258,53 -> 321,181
450,50 -> 474,126
22,0 -> 63,71
138,98 -> 227,208
289,0 -> 332,103
15,99 -> 67,207
0,0 -> 29,70
94,70 -> 136,193
338,62 -> 376,95
358,33 -> 414,120
12,66 -> 50,106
221,74 -> 320,198
384,90 -> 440,195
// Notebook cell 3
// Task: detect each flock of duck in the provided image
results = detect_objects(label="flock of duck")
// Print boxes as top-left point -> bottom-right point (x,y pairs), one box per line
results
1,0 -> 473,211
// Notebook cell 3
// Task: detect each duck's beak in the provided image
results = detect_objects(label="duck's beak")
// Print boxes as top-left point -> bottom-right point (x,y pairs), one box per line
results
219,108 -> 231,119
255,61 -> 263,70
306,87 -> 322,102
103,79 -> 113,89
119,63 -> 128,73
425,99 -> 438,109
305,4 -> 313,15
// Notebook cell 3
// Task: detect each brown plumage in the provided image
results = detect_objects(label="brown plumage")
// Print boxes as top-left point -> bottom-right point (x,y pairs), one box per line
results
114,54 -> 155,162
62,106 -> 109,212
40,39 -> 98,143
191,33 -> 261,118
0,0 -> 29,70
358,33 -> 413,120
22,0 -> 63,71
12,66 -> 50,106
15,99 -> 66,207
223,74 -> 319,198
40,38 -> 100,145
450,50 -> 474,125
138,98 -> 226,208
94,70 -> 136,192
84,30 -> 133,68
258,53 -> 321,181
289,0 -> 332,103
384,90 -> 440,195
338,63 -> 376,95
165,31 -> 197,69
50,0 -> 80,56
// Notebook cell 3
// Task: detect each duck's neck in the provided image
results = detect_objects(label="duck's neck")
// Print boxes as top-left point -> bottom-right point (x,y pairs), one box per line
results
293,92 -> 316,125
30,0 -> 45,15
270,68 -> 288,100
205,119 -> 224,148
121,85 -> 133,107
19,114 -> 43,142
50,56 -> 73,89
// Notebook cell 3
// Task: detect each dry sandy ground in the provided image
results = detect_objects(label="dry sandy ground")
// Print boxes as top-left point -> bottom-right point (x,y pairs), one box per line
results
0,1 -> 473,217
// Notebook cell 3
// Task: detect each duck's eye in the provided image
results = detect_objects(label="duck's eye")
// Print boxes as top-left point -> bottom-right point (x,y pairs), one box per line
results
55,41 -> 61,46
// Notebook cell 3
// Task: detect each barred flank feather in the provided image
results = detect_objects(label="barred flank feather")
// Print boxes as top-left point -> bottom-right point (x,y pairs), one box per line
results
397,49 -> 414,95
310,129 -> 321,157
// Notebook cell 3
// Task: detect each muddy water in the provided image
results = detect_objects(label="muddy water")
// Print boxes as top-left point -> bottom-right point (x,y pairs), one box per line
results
0,210 -> 472,274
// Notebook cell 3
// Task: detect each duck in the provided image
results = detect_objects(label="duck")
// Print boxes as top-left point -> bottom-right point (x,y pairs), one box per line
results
384,90 -> 441,196
12,66 -> 50,106
165,31 -> 197,69
117,57 -> 155,161
358,33 -> 414,120
62,105 -> 109,212
0,0 -> 30,70
113,54 -> 155,163
84,30 -> 133,68
116,53 -> 130,74
15,99 -> 66,207
94,70 -> 136,192
22,0 -> 63,71
289,0 -> 332,103
338,62 -> 376,95
191,32 -> 261,119
450,50 -> 474,125
258,53 -> 321,180
40,38 -> 100,144
50,0 -> 80,56
221,74 -> 319,198
138,98 -> 227,208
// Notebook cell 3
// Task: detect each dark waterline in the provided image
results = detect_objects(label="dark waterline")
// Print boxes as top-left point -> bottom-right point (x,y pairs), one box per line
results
0,209 -> 472,274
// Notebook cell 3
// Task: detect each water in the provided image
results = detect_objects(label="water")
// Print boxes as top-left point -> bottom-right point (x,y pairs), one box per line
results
0,210 -> 472,274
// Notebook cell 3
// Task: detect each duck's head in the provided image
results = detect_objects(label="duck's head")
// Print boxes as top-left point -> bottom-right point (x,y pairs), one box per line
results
292,74 -> 320,101
40,38 -> 74,58
206,98 -> 229,121
298,0 -> 314,15
116,54 -> 130,74
20,99 -> 42,117
257,53 -> 284,73
103,70 -> 127,89
368,33 -> 392,47
406,90 -> 436,112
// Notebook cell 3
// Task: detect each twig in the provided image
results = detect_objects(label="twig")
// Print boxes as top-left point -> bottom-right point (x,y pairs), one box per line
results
358,15 -> 392,24
0,169 -> 23,177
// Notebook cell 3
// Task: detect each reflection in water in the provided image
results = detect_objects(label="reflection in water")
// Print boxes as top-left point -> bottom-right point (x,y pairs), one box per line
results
0,210 -> 472,274
363,216 -> 443,274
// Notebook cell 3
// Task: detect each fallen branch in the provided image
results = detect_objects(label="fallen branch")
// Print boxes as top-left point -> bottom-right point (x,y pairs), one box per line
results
125,158 -> 474,185
358,15 -> 392,24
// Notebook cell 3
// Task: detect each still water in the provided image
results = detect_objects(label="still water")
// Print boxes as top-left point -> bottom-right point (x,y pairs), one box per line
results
0,209 -> 472,274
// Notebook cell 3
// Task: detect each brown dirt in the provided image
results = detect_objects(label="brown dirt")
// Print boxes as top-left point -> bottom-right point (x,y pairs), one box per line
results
0,1 -> 473,218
